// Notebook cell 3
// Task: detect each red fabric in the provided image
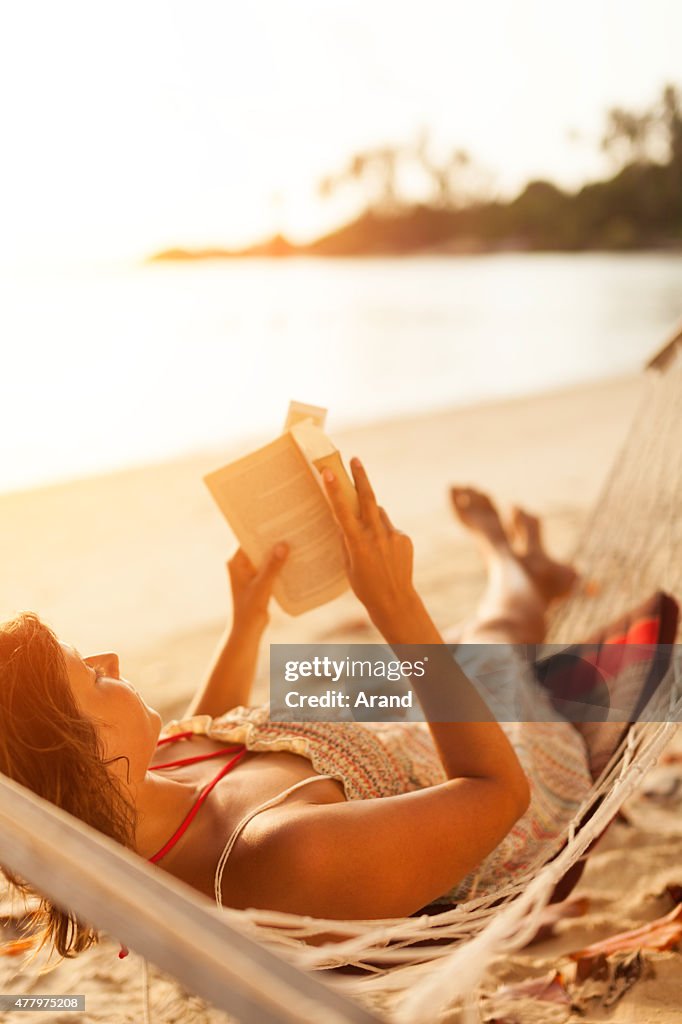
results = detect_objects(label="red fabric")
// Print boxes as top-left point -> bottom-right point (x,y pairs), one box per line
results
147,735 -> 247,864
151,746 -> 244,770
536,592 -> 678,722
604,616 -> 660,646
119,734 -> 246,959
156,730 -> 196,746
581,619 -> 660,680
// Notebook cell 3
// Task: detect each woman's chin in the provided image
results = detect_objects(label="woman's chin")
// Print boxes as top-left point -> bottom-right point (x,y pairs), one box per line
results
149,705 -> 163,736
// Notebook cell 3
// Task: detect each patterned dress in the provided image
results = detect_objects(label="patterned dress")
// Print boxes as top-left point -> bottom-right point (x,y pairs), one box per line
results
161,646 -> 592,902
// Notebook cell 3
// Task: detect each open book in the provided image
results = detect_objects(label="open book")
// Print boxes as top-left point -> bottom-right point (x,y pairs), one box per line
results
204,402 -> 359,615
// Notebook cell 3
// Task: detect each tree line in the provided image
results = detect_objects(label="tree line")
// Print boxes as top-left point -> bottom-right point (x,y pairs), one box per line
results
151,83 -> 682,260
305,83 -> 682,255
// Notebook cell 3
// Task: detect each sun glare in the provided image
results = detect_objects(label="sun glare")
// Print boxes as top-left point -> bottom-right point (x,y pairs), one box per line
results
0,0 -> 680,268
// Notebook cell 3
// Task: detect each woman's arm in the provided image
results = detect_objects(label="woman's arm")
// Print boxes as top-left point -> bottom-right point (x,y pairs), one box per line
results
183,545 -> 288,718
224,775 -> 527,918
218,459 -> 533,918
321,458 -> 530,799
223,461 -> 530,918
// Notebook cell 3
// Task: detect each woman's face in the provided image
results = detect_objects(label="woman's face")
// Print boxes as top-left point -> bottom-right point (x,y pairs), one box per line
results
61,643 -> 162,782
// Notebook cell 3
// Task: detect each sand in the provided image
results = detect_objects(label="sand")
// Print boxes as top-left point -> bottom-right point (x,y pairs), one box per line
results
1,371 -> 681,1022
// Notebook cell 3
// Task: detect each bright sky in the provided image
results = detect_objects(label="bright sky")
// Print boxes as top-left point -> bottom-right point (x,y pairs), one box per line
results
1,0 -> 680,266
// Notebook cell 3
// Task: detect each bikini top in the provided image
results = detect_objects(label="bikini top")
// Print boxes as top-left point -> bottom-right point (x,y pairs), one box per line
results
148,730 -> 335,882
147,731 -> 247,864
116,732 -> 336,958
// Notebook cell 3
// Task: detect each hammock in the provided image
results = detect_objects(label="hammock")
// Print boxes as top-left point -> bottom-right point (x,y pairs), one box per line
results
1,336 -> 680,1024
548,333 -> 682,645
208,342 -> 682,1021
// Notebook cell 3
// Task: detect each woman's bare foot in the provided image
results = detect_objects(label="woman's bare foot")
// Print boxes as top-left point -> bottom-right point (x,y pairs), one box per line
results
450,486 -> 553,642
450,487 -> 578,605
449,487 -> 509,551
508,506 -> 578,602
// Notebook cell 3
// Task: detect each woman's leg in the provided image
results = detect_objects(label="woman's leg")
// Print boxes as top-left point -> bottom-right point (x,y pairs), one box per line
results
443,491 -> 589,908
449,487 -> 577,645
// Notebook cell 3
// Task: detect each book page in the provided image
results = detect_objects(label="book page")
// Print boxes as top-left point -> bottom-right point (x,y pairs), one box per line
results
204,433 -> 348,615
289,420 -> 360,518
284,400 -> 327,431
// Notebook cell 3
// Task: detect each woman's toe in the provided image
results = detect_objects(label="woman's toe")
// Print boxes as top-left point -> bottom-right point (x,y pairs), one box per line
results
450,486 -> 473,512
510,506 -> 542,554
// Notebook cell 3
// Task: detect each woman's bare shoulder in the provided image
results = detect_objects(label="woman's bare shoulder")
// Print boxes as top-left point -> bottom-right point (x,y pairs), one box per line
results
220,777 -> 526,919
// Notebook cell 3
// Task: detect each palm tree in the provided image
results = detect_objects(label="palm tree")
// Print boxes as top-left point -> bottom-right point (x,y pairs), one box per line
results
601,106 -> 654,167
318,145 -> 403,211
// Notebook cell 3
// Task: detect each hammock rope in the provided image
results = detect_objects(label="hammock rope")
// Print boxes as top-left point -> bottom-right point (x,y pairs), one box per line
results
215,353 -> 682,1021
548,354 -> 682,643
3,347 -> 676,1023
192,686 -> 678,1024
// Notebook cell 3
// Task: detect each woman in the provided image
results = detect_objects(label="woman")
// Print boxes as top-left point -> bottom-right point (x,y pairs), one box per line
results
0,459 -> 590,958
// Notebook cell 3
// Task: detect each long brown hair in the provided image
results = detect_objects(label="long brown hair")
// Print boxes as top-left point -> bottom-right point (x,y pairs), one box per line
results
0,612 -> 137,959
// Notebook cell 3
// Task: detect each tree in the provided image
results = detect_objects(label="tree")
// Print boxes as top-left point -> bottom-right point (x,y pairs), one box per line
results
411,133 -> 473,208
601,106 -> 654,168
318,133 -> 477,213
662,84 -> 682,170
318,144 -> 405,213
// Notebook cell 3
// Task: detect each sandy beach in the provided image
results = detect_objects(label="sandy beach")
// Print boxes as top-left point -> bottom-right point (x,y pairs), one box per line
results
2,370 -> 681,1023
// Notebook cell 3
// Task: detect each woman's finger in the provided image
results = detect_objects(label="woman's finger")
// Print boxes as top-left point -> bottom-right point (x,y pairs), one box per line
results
322,469 -> 360,538
228,547 -> 256,581
350,458 -> 380,525
378,506 -> 395,532
231,547 -> 254,570
256,543 -> 289,589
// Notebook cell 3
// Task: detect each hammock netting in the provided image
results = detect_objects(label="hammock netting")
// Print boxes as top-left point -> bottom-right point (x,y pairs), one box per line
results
3,352 -> 680,1024
221,354 -> 682,1022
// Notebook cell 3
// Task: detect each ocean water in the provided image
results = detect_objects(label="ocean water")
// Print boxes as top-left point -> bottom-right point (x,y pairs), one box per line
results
2,253 -> 681,494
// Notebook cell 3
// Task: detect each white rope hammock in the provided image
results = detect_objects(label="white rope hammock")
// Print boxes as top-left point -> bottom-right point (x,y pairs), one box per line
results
202,662 -> 681,1022
191,353 -> 682,1021
140,353 -> 682,1022
2,344 -> 675,1023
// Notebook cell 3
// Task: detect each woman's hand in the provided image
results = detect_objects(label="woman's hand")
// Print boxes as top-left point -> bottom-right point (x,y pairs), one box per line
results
228,544 -> 288,635
184,544 -> 289,717
322,458 -> 420,636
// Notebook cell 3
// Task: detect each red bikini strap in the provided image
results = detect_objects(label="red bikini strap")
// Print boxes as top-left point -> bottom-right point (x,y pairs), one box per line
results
156,730 -> 195,747
151,746 -> 244,771
148,748 -> 248,864
119,734 -> 245,958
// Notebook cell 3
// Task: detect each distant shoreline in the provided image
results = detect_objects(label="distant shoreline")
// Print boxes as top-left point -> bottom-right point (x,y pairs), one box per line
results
148,158 -> 682,262
152,87 -> 682,264
148,241 -> 682,263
